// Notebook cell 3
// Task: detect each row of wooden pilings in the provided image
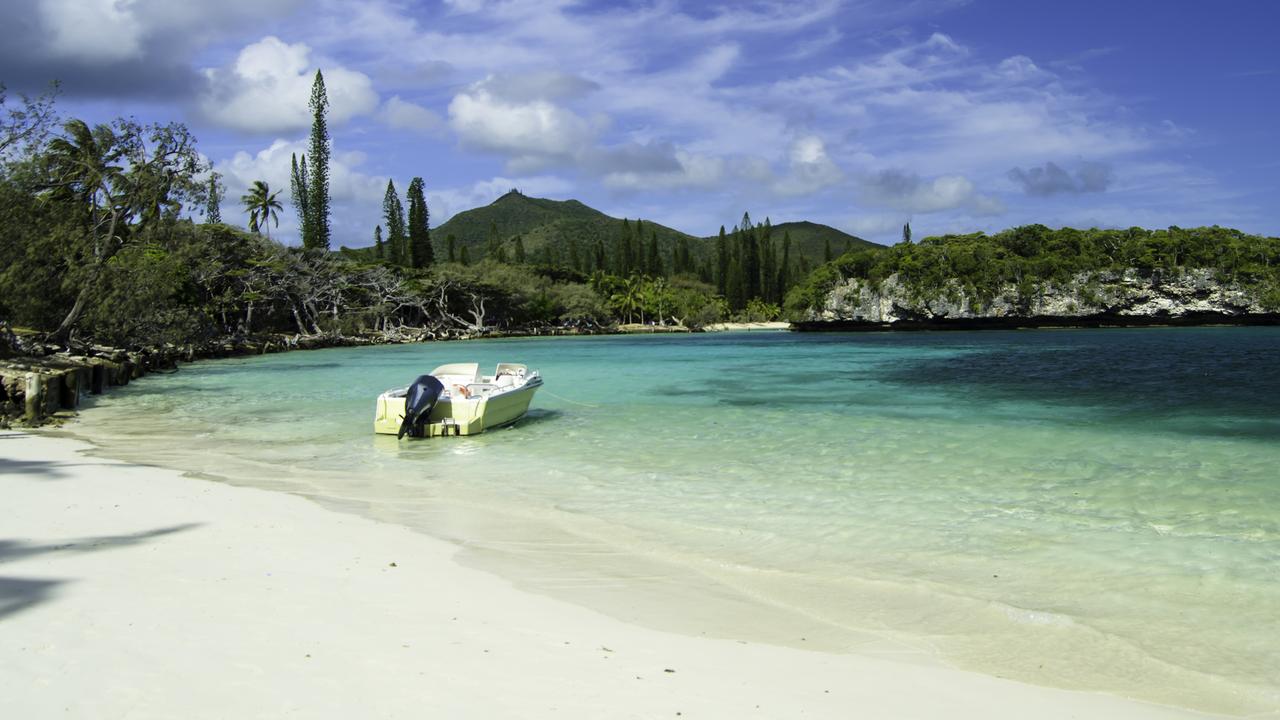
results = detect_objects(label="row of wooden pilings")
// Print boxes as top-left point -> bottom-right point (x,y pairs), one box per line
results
0,351 -> 152,426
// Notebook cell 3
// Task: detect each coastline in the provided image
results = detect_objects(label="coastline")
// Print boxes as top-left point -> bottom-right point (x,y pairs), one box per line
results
0,430 -> 1230,718
702,321 -> 792,332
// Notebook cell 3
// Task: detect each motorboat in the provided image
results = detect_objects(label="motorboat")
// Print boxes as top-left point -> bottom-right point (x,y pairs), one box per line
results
374,363 -> 542,438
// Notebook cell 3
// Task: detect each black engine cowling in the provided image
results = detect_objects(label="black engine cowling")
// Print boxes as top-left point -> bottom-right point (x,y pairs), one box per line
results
397,374 -> 445,439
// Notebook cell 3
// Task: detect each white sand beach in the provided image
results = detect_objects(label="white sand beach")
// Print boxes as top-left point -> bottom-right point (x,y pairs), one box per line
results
1,430 -> 1222,719
701,321 -> 791,332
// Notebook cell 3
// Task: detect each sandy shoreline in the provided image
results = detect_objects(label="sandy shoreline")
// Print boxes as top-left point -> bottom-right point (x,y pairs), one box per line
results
701,321 -> 792,332
1,430 -> 1222,719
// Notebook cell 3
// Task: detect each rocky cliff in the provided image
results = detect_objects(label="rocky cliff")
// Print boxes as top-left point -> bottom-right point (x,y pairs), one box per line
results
796,268 -> 1278,330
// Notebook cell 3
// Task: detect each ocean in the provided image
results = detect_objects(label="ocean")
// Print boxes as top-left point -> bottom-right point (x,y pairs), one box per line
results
70,327 -> 1280,715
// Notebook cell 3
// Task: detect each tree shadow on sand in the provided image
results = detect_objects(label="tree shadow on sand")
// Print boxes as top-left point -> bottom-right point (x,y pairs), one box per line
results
0,455 -> 125,481
0,523 -> 201,622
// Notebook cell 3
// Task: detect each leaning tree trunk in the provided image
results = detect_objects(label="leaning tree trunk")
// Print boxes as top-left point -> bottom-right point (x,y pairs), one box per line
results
50,208 -> 121,344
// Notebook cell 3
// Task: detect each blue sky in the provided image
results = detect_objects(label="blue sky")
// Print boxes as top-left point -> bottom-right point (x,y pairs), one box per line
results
2,0 -> 1276,247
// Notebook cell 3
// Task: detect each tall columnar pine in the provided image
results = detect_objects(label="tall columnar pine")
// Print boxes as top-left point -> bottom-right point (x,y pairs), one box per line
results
615,219 -> 631,276
568,237 -> 581,271
594,238 -> 606,272
446,234 -> 457,263
290,152 -> 311,245
823,238 -> 833,263
777,230 -> 792,301
903,222 -> 912,244
382,180 -> 407,266
646,231 -> 661,276
406,177 -> 433,269
205,172 -> 223,224
373,225 -> 384,259
741,213 -> 760,301
513,236 -> 526,263
306,70 -> 331,251
485,221 -> 500,261
715,226 -> 729,295
760,220 -> 776,304
726,255 -> 745,312
459,245 -> 471,265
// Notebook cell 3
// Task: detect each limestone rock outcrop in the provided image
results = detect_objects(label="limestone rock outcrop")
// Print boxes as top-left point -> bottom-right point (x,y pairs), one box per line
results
801,269 -> 1274,328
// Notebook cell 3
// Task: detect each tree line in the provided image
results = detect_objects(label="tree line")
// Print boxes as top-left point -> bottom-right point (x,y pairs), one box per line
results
787,224 -> 1280,315
0,77 -> 745,351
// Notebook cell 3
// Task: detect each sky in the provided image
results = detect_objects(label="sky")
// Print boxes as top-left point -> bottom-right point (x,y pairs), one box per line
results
2,0 -> 1277,247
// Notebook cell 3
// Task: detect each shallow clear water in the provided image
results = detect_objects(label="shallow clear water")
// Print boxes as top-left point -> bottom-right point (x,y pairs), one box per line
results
73,328 -> 1280,714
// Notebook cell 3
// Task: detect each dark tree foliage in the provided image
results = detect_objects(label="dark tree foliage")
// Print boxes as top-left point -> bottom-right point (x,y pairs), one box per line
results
786,224 -> 1280,316
513,235 -> 526,263
646,231 -> 662,276
382,180 -> 407,266
406,177 -> 432,269
776,230 -> 791,302
290,152 -> 311,244
202,172 -> 223,224
374,225 -> 384,259
306,71 -> 331,251
447,234 -> 457,263
715,225 -> 728,294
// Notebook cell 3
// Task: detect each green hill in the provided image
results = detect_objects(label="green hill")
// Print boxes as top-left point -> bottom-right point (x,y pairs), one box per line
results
340,190 -> 882,272
429,190 -> 699,267
761,221 -> 879,265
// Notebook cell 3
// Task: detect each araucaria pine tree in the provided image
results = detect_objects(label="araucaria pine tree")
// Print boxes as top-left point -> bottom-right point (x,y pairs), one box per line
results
306,70 -> 331,251
715,226 -> 729,294
205,172 -> 223,224
382,180 -> 407,266
290,152 -> 311,244
406,177 -> 433,269
373,225 -> 384,259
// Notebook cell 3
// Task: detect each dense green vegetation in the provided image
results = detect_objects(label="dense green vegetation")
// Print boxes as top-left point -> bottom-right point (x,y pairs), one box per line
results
0,84 -> 789,348
786,224 -> 1280,315
5,80 -> 1275,352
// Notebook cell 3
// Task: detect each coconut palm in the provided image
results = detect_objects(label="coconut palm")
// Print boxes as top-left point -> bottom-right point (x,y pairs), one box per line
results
241,180 -> 282,238
45,118 -> 130,340
45,118 -> 125,218
610,276 -> 642,324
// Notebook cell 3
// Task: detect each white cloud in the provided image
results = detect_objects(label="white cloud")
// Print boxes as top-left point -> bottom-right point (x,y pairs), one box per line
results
448,75 -> 601,170
430,175 -> 576,224
199,36 -> 380,133
38,0 -> 144,62
602,151 -> 725,191
29,0 -> 299,64
220,138 -> 386,206
774,136 -> 843,197
861,169 -> 1004,216
380,96 -> 444,134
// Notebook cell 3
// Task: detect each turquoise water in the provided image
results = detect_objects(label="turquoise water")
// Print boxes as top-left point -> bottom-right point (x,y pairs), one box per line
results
73,328 -> 1280,714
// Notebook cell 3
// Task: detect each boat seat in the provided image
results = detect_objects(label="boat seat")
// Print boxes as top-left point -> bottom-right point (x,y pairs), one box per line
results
494,374 -> 517,388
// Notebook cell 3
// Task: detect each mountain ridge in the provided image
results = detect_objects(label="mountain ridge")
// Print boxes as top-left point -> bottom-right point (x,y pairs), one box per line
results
343,190 -> 880,269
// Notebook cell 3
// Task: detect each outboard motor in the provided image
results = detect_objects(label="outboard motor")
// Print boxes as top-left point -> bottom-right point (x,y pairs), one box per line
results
397,374 -> 445,439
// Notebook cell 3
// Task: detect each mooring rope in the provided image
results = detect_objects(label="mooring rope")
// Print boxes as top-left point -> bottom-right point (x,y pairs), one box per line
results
541,389 -> 600,408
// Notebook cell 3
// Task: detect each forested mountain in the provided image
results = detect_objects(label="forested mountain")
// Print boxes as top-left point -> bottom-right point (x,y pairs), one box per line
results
344,189 -> 877,275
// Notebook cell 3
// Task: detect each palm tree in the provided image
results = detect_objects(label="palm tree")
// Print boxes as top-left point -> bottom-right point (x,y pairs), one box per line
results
241,180 -> 282,239
45,118 -> 129,340
610,276 -> 642,324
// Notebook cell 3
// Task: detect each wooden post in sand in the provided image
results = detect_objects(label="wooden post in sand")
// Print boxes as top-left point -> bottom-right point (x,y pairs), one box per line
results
24,372 -> 41,423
